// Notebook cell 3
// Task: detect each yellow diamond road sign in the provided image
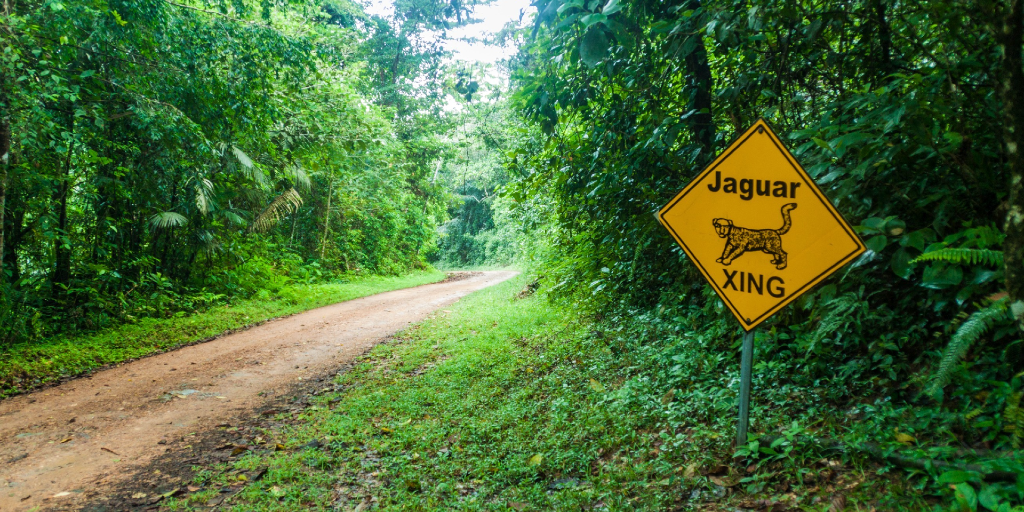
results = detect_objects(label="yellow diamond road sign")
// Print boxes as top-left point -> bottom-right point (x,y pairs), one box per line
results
659,119 -> 865,331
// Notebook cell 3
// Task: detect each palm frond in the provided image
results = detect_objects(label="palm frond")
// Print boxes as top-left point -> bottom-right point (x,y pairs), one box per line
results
222,210 -> 247,227
231,145 -> 253,168
194,178 -> 215,215
928,299 -> 1012,395
226,144 -> 268,188
237,187 -> 267,209
148,211 -> 188,230
913,248 -> 1004,267
250,188 -> 303,233
285,164 -> 311,191
195,229 -> 222,256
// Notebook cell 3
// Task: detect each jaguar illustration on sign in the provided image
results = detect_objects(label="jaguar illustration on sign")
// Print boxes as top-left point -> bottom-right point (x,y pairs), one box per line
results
658,119 -> 865,331
713,203 -> 796,270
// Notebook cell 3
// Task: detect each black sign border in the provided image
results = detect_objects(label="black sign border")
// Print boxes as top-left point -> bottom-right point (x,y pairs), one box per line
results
658,118 -> 866,331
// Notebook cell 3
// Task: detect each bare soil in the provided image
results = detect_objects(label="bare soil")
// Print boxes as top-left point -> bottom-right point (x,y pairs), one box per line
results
0,271 -> 517,511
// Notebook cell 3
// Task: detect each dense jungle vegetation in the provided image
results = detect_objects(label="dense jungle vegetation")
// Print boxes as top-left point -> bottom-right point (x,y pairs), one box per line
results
497,0 -> 1024,507
0,0 -> 494,344
4,0 -> 1024,509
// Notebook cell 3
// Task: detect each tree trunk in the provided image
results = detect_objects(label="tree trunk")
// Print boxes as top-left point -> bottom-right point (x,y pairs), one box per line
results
53,117 -> 74,295
999,0 -> 1024,329
683,1 -> 714,156
5,205 -> 23,283
0,117 -> 9,282
320,175 -> 334,261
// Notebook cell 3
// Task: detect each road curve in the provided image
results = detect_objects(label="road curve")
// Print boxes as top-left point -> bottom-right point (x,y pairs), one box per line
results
0,270 -> 518,511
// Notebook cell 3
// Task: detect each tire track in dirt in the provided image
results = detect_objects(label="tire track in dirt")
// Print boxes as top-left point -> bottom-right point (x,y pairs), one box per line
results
0,271 -> 518,511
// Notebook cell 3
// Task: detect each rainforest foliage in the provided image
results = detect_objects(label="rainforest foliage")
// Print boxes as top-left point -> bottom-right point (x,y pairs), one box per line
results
6,0 -> 1024,508
429,77 -> 544,268
497,0 -> 1024,506
0,0 -> 488,344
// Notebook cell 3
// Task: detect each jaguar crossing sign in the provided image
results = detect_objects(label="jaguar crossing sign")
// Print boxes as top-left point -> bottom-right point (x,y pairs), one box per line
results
658,119 -> 865,331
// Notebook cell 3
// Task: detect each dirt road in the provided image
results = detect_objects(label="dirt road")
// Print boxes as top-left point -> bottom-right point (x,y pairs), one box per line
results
0,271 -> 518,511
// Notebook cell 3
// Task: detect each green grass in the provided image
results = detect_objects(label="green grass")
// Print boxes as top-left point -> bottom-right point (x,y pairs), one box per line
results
0,269 -> 445,397
163,274 -> 949,511
167,275 -> 682,511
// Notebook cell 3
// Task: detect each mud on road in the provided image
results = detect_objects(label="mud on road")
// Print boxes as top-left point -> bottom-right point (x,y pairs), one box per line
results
0,270 -> 518,511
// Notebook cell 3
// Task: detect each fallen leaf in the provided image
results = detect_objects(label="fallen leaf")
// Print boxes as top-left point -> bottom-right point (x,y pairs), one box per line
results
249,467 -> 268,482
52,492 -> 71,498
131,492 -> 147,499
231,446 -> 247,456
829,494 -> 847,512
710,475 -> 739,487
270,486 -> 286,498
157,488 -> 180,501
275,443 -> 286,451
895,432 -> 916,445
683,464 -> 698,479
187,485 -> 200,492
588,378 -> 605,392
101,447 -> 120,456
661,388 -> 676,405
527,454 -> 543,466
59,437 -> 72,444
509,502 -> 527,511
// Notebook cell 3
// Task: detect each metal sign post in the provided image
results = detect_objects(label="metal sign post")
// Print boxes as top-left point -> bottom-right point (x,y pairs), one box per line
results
656,119 -> 865,449
736,328 -> 755,446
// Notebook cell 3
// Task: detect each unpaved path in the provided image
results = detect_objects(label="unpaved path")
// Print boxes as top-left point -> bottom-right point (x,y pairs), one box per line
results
0,270 -> 518,511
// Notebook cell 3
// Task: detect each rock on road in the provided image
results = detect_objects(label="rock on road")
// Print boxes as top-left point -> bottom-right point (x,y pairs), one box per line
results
0,270 -> 518,511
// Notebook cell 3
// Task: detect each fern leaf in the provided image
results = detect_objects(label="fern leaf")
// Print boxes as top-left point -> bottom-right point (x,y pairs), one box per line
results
194,178 -> 215,215
285,164 -> 311,191
928,299 -> 1011,396
912,248 -> 1004,267
250,188 -> 302,233
148,211 -> 188,229
1004,392 -> 1023,449
231,145 -> 253,169
222,210 -> 247,227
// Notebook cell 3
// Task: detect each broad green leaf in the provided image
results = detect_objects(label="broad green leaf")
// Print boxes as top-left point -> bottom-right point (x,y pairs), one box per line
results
953,482 -> 978,511
937,470 -> 976,484
580,27 -> 609,68
581,13 -> 608,28
922,264 -> 964,289
865,235 -> 887,253
978,484 -> 1001,511
891,248 -> 913,279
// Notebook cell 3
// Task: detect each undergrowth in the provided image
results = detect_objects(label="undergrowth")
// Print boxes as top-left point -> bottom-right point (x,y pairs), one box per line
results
165,275 -> 1023,511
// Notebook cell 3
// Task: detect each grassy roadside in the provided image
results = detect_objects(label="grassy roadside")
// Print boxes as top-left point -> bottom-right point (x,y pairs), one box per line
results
0,269 -> 446,398
162,274 -> 927,512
